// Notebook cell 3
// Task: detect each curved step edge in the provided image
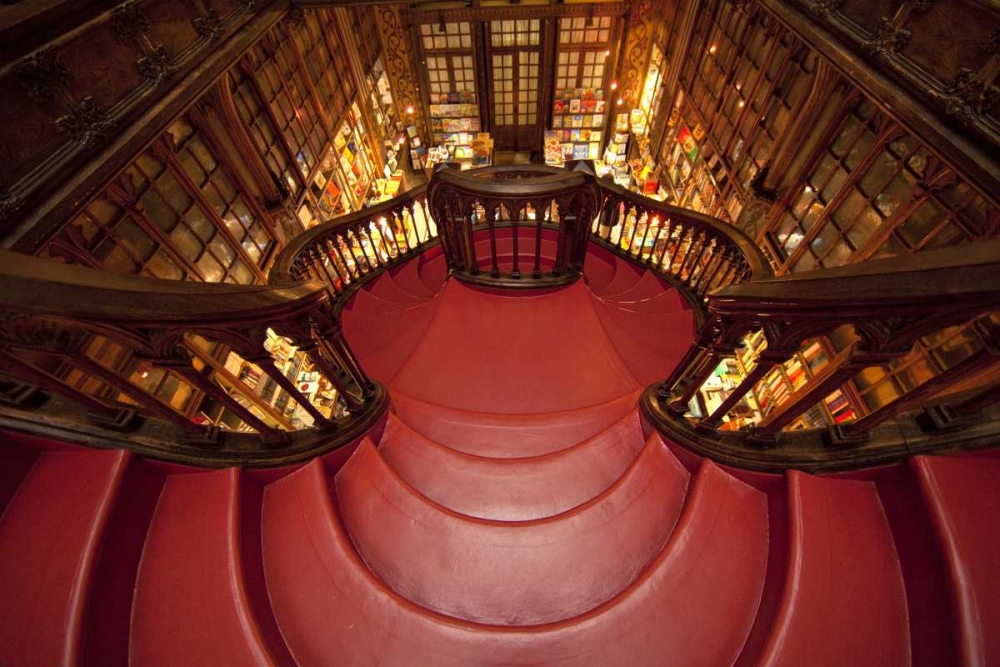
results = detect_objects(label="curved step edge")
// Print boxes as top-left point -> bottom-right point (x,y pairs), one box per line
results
130,468 -> 277,666
0,448 -> 129,666
335,434 -> 689,625
757,471 -> 911,667
378,410 -> 644,520
912,454 -> 1000,667
262,455 -> 767,666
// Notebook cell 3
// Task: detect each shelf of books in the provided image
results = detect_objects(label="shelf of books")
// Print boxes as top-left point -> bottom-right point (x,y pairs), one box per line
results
596,113 -> 630,186
545,90 -> 607,166
429,92 -> 481,146
333,103 -> 376,211
698,332 -> 859,431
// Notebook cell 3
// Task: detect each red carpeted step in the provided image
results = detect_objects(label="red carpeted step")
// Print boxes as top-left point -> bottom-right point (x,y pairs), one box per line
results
343,298 -> 439,358
336,435 -> 688,625
913,454 -> 1000,665
378,411 -> 644,520
369,271 -> 429,307
583,245 -> 617,293
390,389 -> 639,458
130,468 -> 279,665
599,270 -> 669,304
0,436 -> 39,517
590,296 -> 688,386
758,471 -> 910,666
392,256 -> 436,299
262,455 -> 766,666
592,296 -> 694,358
597,256 -> 645,299
350,288 -> 416,314
391,281 -> 639,415
608,288 -> 686,317
418,253 -> 449,295
0,449 -> 129,666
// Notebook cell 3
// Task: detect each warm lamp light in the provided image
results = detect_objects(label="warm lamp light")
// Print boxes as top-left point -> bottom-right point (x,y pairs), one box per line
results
616,98 -> 624,106
405,105 -> 415,115
610,81 -> 618,91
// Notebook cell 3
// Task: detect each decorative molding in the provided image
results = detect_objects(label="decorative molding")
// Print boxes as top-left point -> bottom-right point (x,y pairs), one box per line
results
374,5 -> 422,136
55,96 -> 113,147
110,0 -> 150,44
803,0 -> 843,19
935,68 -> 1000,127
863,17 -> 911,62
137,45 -> 175,84
193,9 -> 224,42
13,48 -> 73,104
619,0 -> 655,107
0,188 -> 25,224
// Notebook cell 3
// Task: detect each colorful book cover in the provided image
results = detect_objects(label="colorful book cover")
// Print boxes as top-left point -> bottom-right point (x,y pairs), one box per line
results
571,115 -> 584,128
572,143 -> 588,159
569,99 -> 581,113
592,113 -> 604,127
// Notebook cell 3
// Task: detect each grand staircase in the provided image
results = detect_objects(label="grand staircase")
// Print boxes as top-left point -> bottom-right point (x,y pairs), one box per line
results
0,242 -> 997,665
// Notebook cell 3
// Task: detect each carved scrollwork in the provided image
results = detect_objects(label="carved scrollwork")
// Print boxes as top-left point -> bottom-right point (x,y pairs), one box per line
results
137,45 -> 175,84
193,9 -> 224,42
13,48 -> 73,104
863,17 -> 911,62
804,0 -> 844,19
935,68 -> 1000,127
55,96 -> 113,147
111,0 -> 150,44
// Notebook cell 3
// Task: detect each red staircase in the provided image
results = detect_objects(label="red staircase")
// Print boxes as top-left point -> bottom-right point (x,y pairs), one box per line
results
0,245 -> 992,665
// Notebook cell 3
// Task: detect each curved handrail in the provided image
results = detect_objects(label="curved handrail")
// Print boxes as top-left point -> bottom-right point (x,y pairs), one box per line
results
0,249 -> 386,465
596,179 -> 773,286
269,184 -> 429,287
427,163 -> 603,288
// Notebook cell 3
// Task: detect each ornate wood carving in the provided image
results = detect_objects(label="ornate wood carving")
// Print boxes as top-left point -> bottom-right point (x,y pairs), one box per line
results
375,5 -> 424,142
0,0 -> 273,246
618,0 -> 656,107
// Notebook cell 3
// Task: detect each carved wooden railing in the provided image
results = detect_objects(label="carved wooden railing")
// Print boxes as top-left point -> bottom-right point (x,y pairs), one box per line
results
644,239 -> 1000,471
592,181 -> 773,300
269,184 -> 436,302
0,250 -> 386,467
426,163 -> 602,288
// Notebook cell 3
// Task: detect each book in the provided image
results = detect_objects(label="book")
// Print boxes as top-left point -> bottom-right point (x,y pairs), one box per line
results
569,99 -> 581,113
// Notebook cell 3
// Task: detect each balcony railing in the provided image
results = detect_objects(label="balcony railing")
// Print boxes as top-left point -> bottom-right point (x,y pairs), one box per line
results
645,239 -> 1000,470
0,250 -> 385,466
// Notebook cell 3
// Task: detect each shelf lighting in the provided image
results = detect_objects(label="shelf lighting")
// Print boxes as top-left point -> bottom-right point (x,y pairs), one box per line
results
610,80 -> 618,91
616,98 -> 624,106
709,44 -> 718,54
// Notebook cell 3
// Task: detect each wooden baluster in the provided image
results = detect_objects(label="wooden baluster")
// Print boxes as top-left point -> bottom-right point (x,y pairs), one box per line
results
466,201 -> 480,275
362,225 -> 382,268
679,232 -> 706,284
698,349 -> 794,429
276,329 -> 364,411
750,342 -> 908,444
310,247 -> 339,295
665,342 -> 738,415
394,209 -> 411,255
323,240 -> 349,290
533,200 -> 544,279
625,207 -> 641,253
323,327 -> 375,400
332,236 -> 357,281
653,218 -> 674,269
689,239 -> 717,290
703,245 -> 733,293
845,326 -> 1000,437
0,349 -> 137,428
604,198 -> 621,243
69,354 -> 204,435
166,352 -> 285,440
239,349 -> 334,428
420,197 -> 435,240
343,231 -> 366,275
486,205 -> 500,278
637,211 -> 654,261
405,202 -> 422,246
510,204 -> 521,279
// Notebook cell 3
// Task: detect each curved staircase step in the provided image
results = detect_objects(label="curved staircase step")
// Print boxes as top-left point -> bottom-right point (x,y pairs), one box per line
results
390,280 -> 639,415
392,256 -> 436,299
369,272 -> 429,307
913,454 -> 1000,665
418,253 -> 449,295
350,288 -> 417,314
0,449 -> 129,666
262,455 -> 767,666
130,468 -> 278,666
592,296 -> 694,359
389,390 -> 639,457
608,288 -> 686,317
598,256 -> 645,299
343,298 -> 438,358
336,434 -> 688,625
600,270 -> 670,304
583,249 -> 616,293
590,296 -> 687,386
758,471 -> 910,666
378,410 -> 644,520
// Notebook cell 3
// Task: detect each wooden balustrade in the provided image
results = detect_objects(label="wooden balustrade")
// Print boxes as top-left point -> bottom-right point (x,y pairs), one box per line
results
426,163 -> 602,288
0,250 -> 386,466
592,181 -> 770,298
644,239 -> 1000,469
269,184 -> 436,300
